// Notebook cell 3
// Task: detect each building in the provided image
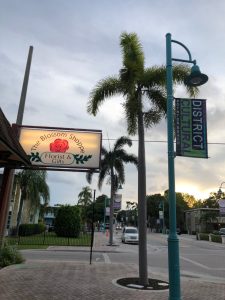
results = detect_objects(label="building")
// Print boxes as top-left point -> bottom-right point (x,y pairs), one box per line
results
185,208 -> 225,234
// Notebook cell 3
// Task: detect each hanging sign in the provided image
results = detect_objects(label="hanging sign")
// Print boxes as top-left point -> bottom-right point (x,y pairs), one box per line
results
219,199 -> 225,215
18,125 -> 102,170
105,207 -> 110,216
175,98 -> 208,158
114,194 -> 122,210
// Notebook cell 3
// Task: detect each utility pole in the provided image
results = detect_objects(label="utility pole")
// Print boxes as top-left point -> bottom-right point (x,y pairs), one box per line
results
0,46 -> 33,241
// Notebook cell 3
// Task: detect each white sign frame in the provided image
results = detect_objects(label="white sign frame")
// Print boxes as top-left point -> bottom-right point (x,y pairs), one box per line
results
17,125 -> 102,171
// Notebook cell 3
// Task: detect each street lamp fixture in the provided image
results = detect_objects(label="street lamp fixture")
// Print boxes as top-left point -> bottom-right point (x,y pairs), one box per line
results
217,182 -> 225,198
166,33 -> 208,300
118,183 -> 123,190
185,64 -> 208,86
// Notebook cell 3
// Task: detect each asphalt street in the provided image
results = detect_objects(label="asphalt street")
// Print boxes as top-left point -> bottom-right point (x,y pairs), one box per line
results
21,232 -> 225,283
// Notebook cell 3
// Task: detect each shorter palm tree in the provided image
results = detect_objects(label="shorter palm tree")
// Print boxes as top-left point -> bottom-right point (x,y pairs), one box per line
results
16,170 -> 50,235
78,186 -> 92,206
87,136 -> 138,245
77,186 -> 93,227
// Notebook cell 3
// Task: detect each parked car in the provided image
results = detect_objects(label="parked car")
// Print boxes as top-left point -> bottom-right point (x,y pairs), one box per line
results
219,228 -> 225,235
116,224 -> 122,230
121,226 -> 139,244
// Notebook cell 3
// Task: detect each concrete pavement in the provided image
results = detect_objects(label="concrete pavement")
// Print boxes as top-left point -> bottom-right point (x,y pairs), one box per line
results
0,232 -> 225,299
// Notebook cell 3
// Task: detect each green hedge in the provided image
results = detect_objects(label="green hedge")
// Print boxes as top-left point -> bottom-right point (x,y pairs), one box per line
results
211,234 -> 222,243
55,205 -> 81,238
199,233 -> 209,241
19,223 -> 46,236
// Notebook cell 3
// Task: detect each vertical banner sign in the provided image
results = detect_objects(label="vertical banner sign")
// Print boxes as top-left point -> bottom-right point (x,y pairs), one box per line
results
175,98 -> 208,158
218,199 -> 225,215
114,194 -> 122,210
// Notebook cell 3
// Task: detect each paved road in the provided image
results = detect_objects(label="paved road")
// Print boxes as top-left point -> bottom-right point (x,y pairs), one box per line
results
1,232 -> 225,300
21,232 -> 225,283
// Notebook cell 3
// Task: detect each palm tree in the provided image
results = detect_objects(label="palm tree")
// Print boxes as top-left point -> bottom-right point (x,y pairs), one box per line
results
78,186 -> 93,227
78,186 -> 92,206
87,32 -> 196,285
16,170 -> 50,235
87,136 -> 138,245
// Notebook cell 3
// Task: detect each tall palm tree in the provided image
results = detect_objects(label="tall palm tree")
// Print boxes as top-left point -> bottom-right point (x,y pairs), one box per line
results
87,136 -> 138,245
87,32 -> 196,285
16,170 -> 50,234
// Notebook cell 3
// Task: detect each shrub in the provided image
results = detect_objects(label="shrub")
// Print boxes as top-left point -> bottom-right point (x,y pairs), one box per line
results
211,234 -> 222,243
198,233 -> 209,241
19,223 -> 46,236
54,205 -> 81,238
0,245 -> 24,267
212,230 -> 220,235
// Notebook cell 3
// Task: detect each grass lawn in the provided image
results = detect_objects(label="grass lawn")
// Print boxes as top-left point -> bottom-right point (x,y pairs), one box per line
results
6,232 -> 91,249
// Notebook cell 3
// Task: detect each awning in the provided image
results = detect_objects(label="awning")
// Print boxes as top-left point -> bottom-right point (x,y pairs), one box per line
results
0,108 -> 30,168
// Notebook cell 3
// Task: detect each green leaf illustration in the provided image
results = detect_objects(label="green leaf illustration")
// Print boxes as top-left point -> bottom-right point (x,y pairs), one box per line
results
29,152 -> 41,162
73,154 -> 92,164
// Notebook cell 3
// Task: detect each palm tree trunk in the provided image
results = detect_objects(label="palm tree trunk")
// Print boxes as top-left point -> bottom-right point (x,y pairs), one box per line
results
16,190 -> 25,236
109,168 -> 115,245
137,97 -> 148,285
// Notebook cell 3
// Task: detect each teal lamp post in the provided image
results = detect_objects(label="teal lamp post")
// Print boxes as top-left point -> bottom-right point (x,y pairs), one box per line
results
166,33 -> 208,300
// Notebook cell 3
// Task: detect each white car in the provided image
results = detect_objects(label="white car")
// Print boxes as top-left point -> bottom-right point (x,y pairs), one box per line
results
121,226 -> 139,244
219,228 -> 225,235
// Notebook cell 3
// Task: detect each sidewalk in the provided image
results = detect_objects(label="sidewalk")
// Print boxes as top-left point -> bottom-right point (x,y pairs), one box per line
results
0,232 -> 224,299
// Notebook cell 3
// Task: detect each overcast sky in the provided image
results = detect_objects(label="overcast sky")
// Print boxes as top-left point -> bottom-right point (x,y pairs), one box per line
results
1,0 -> 225,208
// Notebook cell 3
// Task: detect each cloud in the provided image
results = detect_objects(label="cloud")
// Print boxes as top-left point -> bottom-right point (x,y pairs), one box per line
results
1,0 -> 225,207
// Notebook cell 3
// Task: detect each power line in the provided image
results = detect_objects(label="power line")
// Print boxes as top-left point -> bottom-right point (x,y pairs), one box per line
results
102,138 -> 225,145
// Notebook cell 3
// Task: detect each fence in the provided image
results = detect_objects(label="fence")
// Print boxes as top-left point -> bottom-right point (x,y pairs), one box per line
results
6,231 -> 92,247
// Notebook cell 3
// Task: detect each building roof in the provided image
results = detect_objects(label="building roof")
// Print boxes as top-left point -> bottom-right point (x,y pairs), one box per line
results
0,108 -> 30,168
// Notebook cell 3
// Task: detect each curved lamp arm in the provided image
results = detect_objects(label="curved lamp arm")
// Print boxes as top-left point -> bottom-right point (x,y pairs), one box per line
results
171,39 -> 196,64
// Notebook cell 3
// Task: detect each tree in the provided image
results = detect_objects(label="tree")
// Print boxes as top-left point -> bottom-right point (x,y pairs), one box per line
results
146,194 -> 166,231
182,193 -> 197,208
201,192 -> 220,208
78,186 -> 92,206
16,170 -> 49,235
54,205 -> 81,237
175,193 -> 189,231
77,186 -> 93,226
87,136 -> 138,245
83,194 -> 108,228
87,32 -> 195,285
199,211 -> 219,233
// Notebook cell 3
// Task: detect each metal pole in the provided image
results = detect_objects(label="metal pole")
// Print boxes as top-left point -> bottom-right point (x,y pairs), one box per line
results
16,46 -> 33,125
90,189 -> 96,265
162,200 -> 165,234
0,46 -> 33,242
166,33 -> 181,300
103,196 -> 106,233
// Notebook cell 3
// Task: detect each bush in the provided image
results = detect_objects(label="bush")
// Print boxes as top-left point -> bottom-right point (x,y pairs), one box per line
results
198,233 -> 209,241
0,245 -> 24,267
19,223 -> 46,236
212,230 -> 220,235
211,234 -> 222,243
54,205 -> 81,238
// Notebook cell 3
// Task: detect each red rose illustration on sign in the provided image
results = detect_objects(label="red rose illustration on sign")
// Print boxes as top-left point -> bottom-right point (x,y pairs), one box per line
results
50,139 -> 69,153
